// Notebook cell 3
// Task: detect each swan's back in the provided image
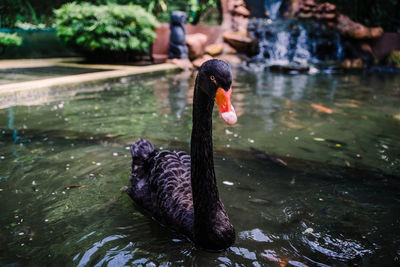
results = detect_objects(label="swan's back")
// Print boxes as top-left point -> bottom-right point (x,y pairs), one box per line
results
127,139 -> 194,237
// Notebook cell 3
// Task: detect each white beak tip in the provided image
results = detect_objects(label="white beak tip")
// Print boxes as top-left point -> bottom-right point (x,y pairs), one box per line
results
221,111 -> 237,125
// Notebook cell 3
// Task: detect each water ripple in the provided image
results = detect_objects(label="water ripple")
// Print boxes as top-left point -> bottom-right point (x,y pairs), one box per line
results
76,234 -> 127,267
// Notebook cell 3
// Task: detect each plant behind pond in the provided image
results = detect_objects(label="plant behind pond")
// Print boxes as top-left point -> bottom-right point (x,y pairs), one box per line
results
54,2 -> 158,54
0,32 -> 22,54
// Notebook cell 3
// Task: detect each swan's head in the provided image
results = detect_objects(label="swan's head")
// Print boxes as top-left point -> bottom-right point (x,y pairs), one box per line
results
198,59 -> 237,125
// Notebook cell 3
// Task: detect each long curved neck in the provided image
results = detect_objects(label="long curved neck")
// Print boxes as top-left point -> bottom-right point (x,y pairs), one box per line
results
190,79 -> 222,232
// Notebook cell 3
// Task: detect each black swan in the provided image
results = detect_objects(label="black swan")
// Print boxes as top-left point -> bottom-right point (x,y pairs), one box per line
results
126,59 -> 237,250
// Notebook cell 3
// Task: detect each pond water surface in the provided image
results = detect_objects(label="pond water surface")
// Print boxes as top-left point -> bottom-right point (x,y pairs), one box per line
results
0,69 -> 400,266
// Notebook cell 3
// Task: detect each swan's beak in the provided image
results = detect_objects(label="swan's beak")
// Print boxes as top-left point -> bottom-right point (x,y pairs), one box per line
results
215,87 -> 237,125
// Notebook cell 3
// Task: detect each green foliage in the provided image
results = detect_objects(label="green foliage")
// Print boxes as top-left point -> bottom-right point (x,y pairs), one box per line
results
0,0 -> 219,28
54,2 -> 158,53
315,0 -> 400,32
388,51 -> 400,68
0,32 -> 23,47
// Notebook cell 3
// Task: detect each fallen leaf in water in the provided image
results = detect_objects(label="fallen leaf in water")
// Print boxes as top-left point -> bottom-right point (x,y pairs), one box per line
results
345,161 -> 351,167
275,158 -> 287,167
223,181 -> 234,186
261,250 -> 290,267
248,198 -> 271,205
313,137 -> 325,142
65,185 -> 86,190
311,103 -> 333,114
0,189 -> 3,192
394,114 -> 400,121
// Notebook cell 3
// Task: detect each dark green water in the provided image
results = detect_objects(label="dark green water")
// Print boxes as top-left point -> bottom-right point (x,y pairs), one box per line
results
0,69 -> 399,266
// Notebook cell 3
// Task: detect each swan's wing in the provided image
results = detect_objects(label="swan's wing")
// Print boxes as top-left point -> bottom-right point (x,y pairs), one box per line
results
149,150 -> 194,236
127,139 -> 194,236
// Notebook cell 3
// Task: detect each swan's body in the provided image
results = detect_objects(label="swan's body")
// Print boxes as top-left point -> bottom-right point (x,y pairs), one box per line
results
127,59 -> 236,250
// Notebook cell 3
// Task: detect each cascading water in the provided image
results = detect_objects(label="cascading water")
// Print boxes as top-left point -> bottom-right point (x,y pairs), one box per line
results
248,0 -> 344,71
264,0 -> 282,20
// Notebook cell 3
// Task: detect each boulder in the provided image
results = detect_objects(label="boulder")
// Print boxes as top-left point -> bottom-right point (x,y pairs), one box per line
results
269,64 -> 309,73
205,43 -> 224,56
223,42 -> 238,54
223,31 -> 258,54
233,5 -> 250,16
219,0 -> 256,55
336,14 -> 383,39
215,54 -> 244,65
186,33 -> 208,60
351,58 -> 363,68
192,54 -> 214,68
166,58 -> 193,70
280,0 -> 384,40
297,12 -> 313,19
232,14 -> 249,32
341,59 -> 352,69
340,58 -> 363,69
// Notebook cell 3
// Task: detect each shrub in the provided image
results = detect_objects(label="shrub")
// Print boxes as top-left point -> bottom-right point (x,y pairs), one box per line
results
0,32 -> 23,47
0,32 -> 23,54
54,2 -> 158,55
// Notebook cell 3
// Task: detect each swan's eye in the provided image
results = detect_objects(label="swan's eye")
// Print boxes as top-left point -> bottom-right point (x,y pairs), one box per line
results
210,76 -> 216,83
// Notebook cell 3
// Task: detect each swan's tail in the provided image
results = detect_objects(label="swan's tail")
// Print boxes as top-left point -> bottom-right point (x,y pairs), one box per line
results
129,139 -> 155,186
127,139 -> 155,206
131,138 -> 155,164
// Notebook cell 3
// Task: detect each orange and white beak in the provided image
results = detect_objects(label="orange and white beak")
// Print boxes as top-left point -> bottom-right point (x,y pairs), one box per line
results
215,87 -> 237,125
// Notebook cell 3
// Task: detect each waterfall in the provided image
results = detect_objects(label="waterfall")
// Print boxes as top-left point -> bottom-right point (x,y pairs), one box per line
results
248,1 -> 344,70
264,0 -> 282,20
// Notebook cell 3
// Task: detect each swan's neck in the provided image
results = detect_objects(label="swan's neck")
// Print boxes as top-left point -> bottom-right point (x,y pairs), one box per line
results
190,84 -> 219,213
190,82 -> 232,247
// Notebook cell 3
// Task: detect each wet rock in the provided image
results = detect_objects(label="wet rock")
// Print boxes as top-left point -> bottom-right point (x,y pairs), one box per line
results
336,14 -> 383,39
223,43 -> 238,54
340,58 -> 363,69
360,42 -> 374,55
223,31 -> 258,54
166,58 -> 193,70
192,54 -> 213,68
351,58 -> 363,68
186,33 -> 208,60
341,59 -> 351,69
215,54 -> 244,65
221,0 -> 250,33
205,43 -> 224,56
269,64 -> 309,73
280,0 -> 384,41
233,5 -> 250,17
